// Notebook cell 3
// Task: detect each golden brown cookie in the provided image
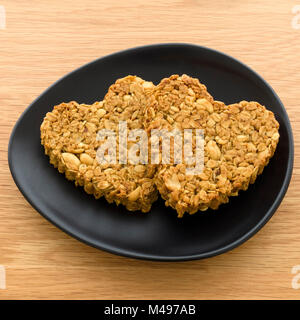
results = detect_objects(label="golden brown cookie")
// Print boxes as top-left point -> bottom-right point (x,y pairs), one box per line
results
41,76 -> 158,212
143,75 -> 280,217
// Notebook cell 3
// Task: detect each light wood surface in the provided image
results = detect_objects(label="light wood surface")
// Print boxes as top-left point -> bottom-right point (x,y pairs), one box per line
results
0,0 -> 299,300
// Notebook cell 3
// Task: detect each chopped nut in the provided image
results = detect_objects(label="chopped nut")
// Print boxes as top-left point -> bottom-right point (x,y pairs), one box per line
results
272,132 -> 279,140
134,165 -> 146,173
97,109 -> 106,118
97,181 -> 110,190
62,153 -> 80,170
128,186 -> 141,201
123,94 -> 131,101
142,81 -> 154,89
165,174 -> 181,191
85,122 -> 97,133
46,112 -> 57,122
237,135 -> 248,142
197,99 -> 213,113
188,88 -> 195,96
207,140 -> 221,160
80,153 -> 94,165
170,106 -> 180,113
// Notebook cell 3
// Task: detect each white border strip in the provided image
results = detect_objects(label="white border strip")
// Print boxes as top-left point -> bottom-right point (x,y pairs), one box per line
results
292,5 -> 300,30
0,5 -> 6,30
0,265 -> 6,289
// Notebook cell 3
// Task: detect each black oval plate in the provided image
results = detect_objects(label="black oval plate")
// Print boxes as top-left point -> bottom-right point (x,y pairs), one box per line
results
8,44 -> 294,261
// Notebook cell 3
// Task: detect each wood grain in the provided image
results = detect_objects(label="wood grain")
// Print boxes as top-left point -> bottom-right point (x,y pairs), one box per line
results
0,0 -> 300,300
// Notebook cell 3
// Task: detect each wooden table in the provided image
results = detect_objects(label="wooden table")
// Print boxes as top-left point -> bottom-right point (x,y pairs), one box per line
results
0,0 -> 299,300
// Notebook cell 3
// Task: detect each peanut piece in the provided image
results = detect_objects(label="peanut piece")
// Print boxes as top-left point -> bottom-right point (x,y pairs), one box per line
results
62,153 -> 80,170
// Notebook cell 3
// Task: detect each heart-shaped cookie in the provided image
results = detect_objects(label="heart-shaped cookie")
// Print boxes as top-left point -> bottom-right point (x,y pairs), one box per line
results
143,75 -> 279,217
41,76 -> 158,212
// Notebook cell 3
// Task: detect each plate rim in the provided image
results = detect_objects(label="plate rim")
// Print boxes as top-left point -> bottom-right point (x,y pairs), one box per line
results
8,43 -> 294,261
